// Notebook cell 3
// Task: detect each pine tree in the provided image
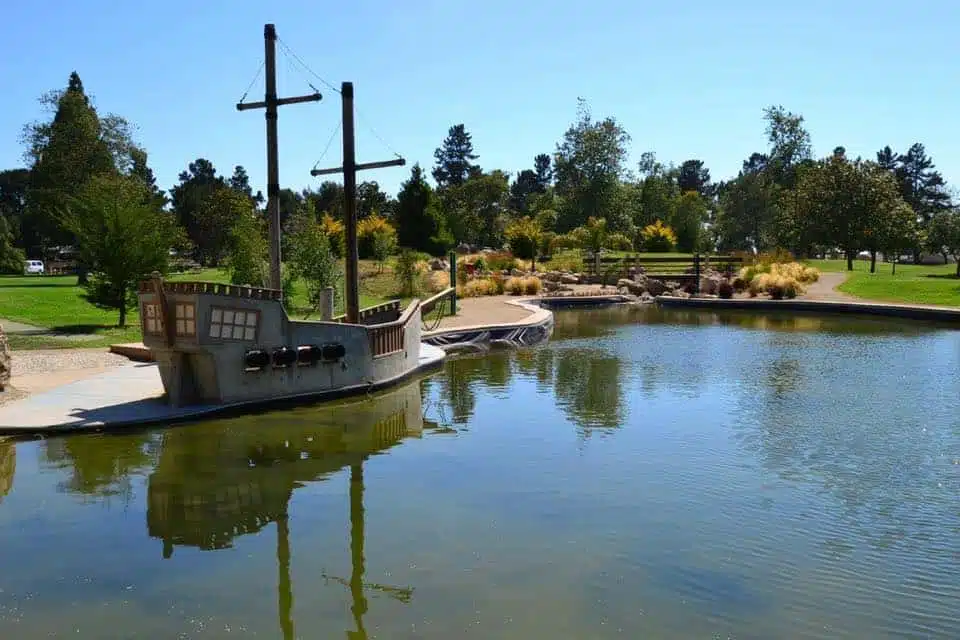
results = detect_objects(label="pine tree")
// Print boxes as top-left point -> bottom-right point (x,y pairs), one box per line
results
896,143 -> 951,223
432,124 -> 480,188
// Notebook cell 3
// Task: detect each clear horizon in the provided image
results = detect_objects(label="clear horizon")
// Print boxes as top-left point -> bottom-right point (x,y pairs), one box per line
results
2,0 -> 958,198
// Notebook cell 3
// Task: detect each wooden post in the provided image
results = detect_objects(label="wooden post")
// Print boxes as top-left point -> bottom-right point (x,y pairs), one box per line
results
693,253 -> 702,296
237,24 -> 321,293
448,251 -> 457,316
319,286 -> 335,320
341,82 -> 360,325
263,25 -> 282,292
309,83 -> 406,324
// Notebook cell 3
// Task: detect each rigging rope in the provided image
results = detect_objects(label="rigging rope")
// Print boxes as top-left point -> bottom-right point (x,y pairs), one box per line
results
276,38 -> 340,94
237,60 -> 265,104
421,295 -> 447,332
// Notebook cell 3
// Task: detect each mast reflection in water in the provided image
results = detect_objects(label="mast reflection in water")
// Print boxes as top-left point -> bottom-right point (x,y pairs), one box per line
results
145,383 -> 426,639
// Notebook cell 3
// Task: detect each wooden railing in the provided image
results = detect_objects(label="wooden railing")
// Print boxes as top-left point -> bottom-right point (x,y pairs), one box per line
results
421,287 -> 455,316
366,300 -> 420,358
585,254 -> 744,279
332,300 -> 402,325
137,279 -> 282,301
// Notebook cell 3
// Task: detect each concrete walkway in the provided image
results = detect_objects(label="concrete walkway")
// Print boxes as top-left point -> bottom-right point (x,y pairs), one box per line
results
801,272 -> 856,301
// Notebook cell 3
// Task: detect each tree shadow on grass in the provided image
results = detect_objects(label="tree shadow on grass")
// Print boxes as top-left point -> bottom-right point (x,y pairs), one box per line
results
46,324 -> 122,335
0,282 -> 82,289
923,274 -> 960,280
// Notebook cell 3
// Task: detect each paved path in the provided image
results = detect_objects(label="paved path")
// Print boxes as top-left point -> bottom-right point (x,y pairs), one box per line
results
431,295 -> 537,330
800,272 -> 856,301
0,319 -> 47,334
0,318 -> 102,341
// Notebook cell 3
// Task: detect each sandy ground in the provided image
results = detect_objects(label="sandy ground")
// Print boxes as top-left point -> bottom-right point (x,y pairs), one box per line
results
0,349 -> 129,406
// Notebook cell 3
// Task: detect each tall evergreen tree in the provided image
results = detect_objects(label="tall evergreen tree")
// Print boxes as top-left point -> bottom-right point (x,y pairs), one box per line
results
23,71 -> 116,249
677,159 -> 711,197
432,124 -> 480,188
395,164 -> 449,254
169,158 -> 226,263
0,169 -> 32,253
533,153 -> 553,188
896,143 -> 951,223
228,165 -> 264,208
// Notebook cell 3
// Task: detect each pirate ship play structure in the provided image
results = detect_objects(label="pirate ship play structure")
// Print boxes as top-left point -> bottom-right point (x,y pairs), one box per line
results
136,23 -> 449,409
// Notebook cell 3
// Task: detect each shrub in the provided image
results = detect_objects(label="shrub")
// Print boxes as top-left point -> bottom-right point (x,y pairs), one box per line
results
522,276 -> 542,295
747,272 -> 805,299
370,229 -> 397,273
640,220 -> 677,253
607,232 -> 634,252
486,251 -> 518,272
504,217 -> 542,262
395,248 -> 428,298
459,277 -> 500,298
504,276 -> 524,295
358,215 -> 397,260
757,248 -> 796,265
490,272 -> 506,294
426,269 -> 449,293
542,249 -> 583,273
732,277 -> 749,292
288,221 -> 341,313
472,256 -> 487,273
718,280 -> 734,299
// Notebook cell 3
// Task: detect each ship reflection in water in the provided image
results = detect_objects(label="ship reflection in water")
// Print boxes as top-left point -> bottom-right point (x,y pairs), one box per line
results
145,382 -> 431,639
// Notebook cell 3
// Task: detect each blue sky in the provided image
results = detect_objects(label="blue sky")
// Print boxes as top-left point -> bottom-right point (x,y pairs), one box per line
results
2,0 -> 958,198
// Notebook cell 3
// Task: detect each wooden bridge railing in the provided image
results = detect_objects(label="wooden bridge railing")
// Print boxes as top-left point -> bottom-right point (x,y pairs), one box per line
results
584,254 -> 744,294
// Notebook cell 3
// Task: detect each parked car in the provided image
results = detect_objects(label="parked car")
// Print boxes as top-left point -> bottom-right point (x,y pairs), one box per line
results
23,260 -> 44,275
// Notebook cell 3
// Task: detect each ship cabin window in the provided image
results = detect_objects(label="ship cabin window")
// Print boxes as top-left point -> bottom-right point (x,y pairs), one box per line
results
175,302 -> 196,337
143,303 -> 164,335
209,306 -> 258,341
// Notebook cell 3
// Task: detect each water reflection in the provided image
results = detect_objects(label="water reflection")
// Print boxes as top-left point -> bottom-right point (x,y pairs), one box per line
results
146,383 -> 426,639
0,440 -> 13,504
41,432 -> 159,503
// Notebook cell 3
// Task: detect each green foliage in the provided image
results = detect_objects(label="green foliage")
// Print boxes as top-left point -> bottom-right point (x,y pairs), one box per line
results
670,191 -> 708,253
357,215 -> 397,259
504,217 -> 542,261
0,215 -> 25,274
925,210 -> 960,275
553,99 -> 631,232
432,124 -> 480,189
395,248 -> 428,297
440,170 -> 510,247
225,210 -> 268,287
168,158 -> 228,264
395,164 -> 451,255
371,229 -> 398,273
640,220 -> 677,252
288,219 -> 342,313
60,174 -> 180,326
484,251 -> 518,272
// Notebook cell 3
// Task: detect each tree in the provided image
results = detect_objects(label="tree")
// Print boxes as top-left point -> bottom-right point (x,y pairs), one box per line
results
508,170 -> 540,214
763,105 -> 812,189
395,164 -> 451,254
128,147 -> 165,210
168,158 -> 226,263
553,99 -> 631,233
432,124 -> 480,188
533,153 -> 553,188
228,165 -> 264,208
925,210 -> 960,275
225,207 -> 268,287
640,220 -> 677,252
23,72 -> 119,258
635,152 -> 679,229
442,170 -> 510,247
670,191 -> 708,253
60,175 -> 180,327
0,215 -> 25,274
897,143 -> 951,224
288,219 -> 342,314
303,181 -> 345,220
197,187 -> 254,266
0,169 -> 32,253
677,160 -> 711,197
357,181 -> 389,219
715,167 -> 781,253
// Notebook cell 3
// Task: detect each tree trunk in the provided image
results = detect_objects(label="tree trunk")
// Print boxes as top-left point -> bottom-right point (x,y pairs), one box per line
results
846,251 -> 854,271
76,264 -> 89,286
892,258 -> 897,275
955,258 -> 959,278
870,250 -> 877,273
118,303 -> 127,328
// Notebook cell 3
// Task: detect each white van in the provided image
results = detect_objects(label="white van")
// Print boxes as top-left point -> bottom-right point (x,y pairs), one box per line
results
24,260 -> 44,275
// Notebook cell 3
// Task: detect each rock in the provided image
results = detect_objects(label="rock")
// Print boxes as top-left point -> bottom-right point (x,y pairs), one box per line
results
429,258 -> 449,271
541,271 -> 562,283
616,278 -> 634,289
456,243 -> 472,254
639,291 -> 656,304
0,324 -> 10,391
645,279 -> 667,296
560,273 -> 580,285
665,281 -> 681,292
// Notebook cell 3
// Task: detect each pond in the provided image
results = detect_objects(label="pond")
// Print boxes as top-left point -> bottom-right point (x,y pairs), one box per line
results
1,306 -> 959,638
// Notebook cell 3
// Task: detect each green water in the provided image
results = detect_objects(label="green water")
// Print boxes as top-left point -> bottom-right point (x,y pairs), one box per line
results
1,306 -> 959,638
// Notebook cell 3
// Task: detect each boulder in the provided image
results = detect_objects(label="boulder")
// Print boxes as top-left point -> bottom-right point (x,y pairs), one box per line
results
560,273 -> 580,285
639,291 -> 656,304
541,271 -> 562,283
429,258 -> 449,271
456,243 -> 472,254
0,324 -> 10,391
645,278 -> 667,297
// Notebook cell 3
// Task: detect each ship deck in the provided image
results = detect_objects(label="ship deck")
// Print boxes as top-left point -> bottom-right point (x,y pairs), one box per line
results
0,343 -> 446,435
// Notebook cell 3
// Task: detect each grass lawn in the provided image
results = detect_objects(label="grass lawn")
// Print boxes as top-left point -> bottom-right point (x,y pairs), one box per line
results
807,259 -> 960,307
0,260 -> 430,350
